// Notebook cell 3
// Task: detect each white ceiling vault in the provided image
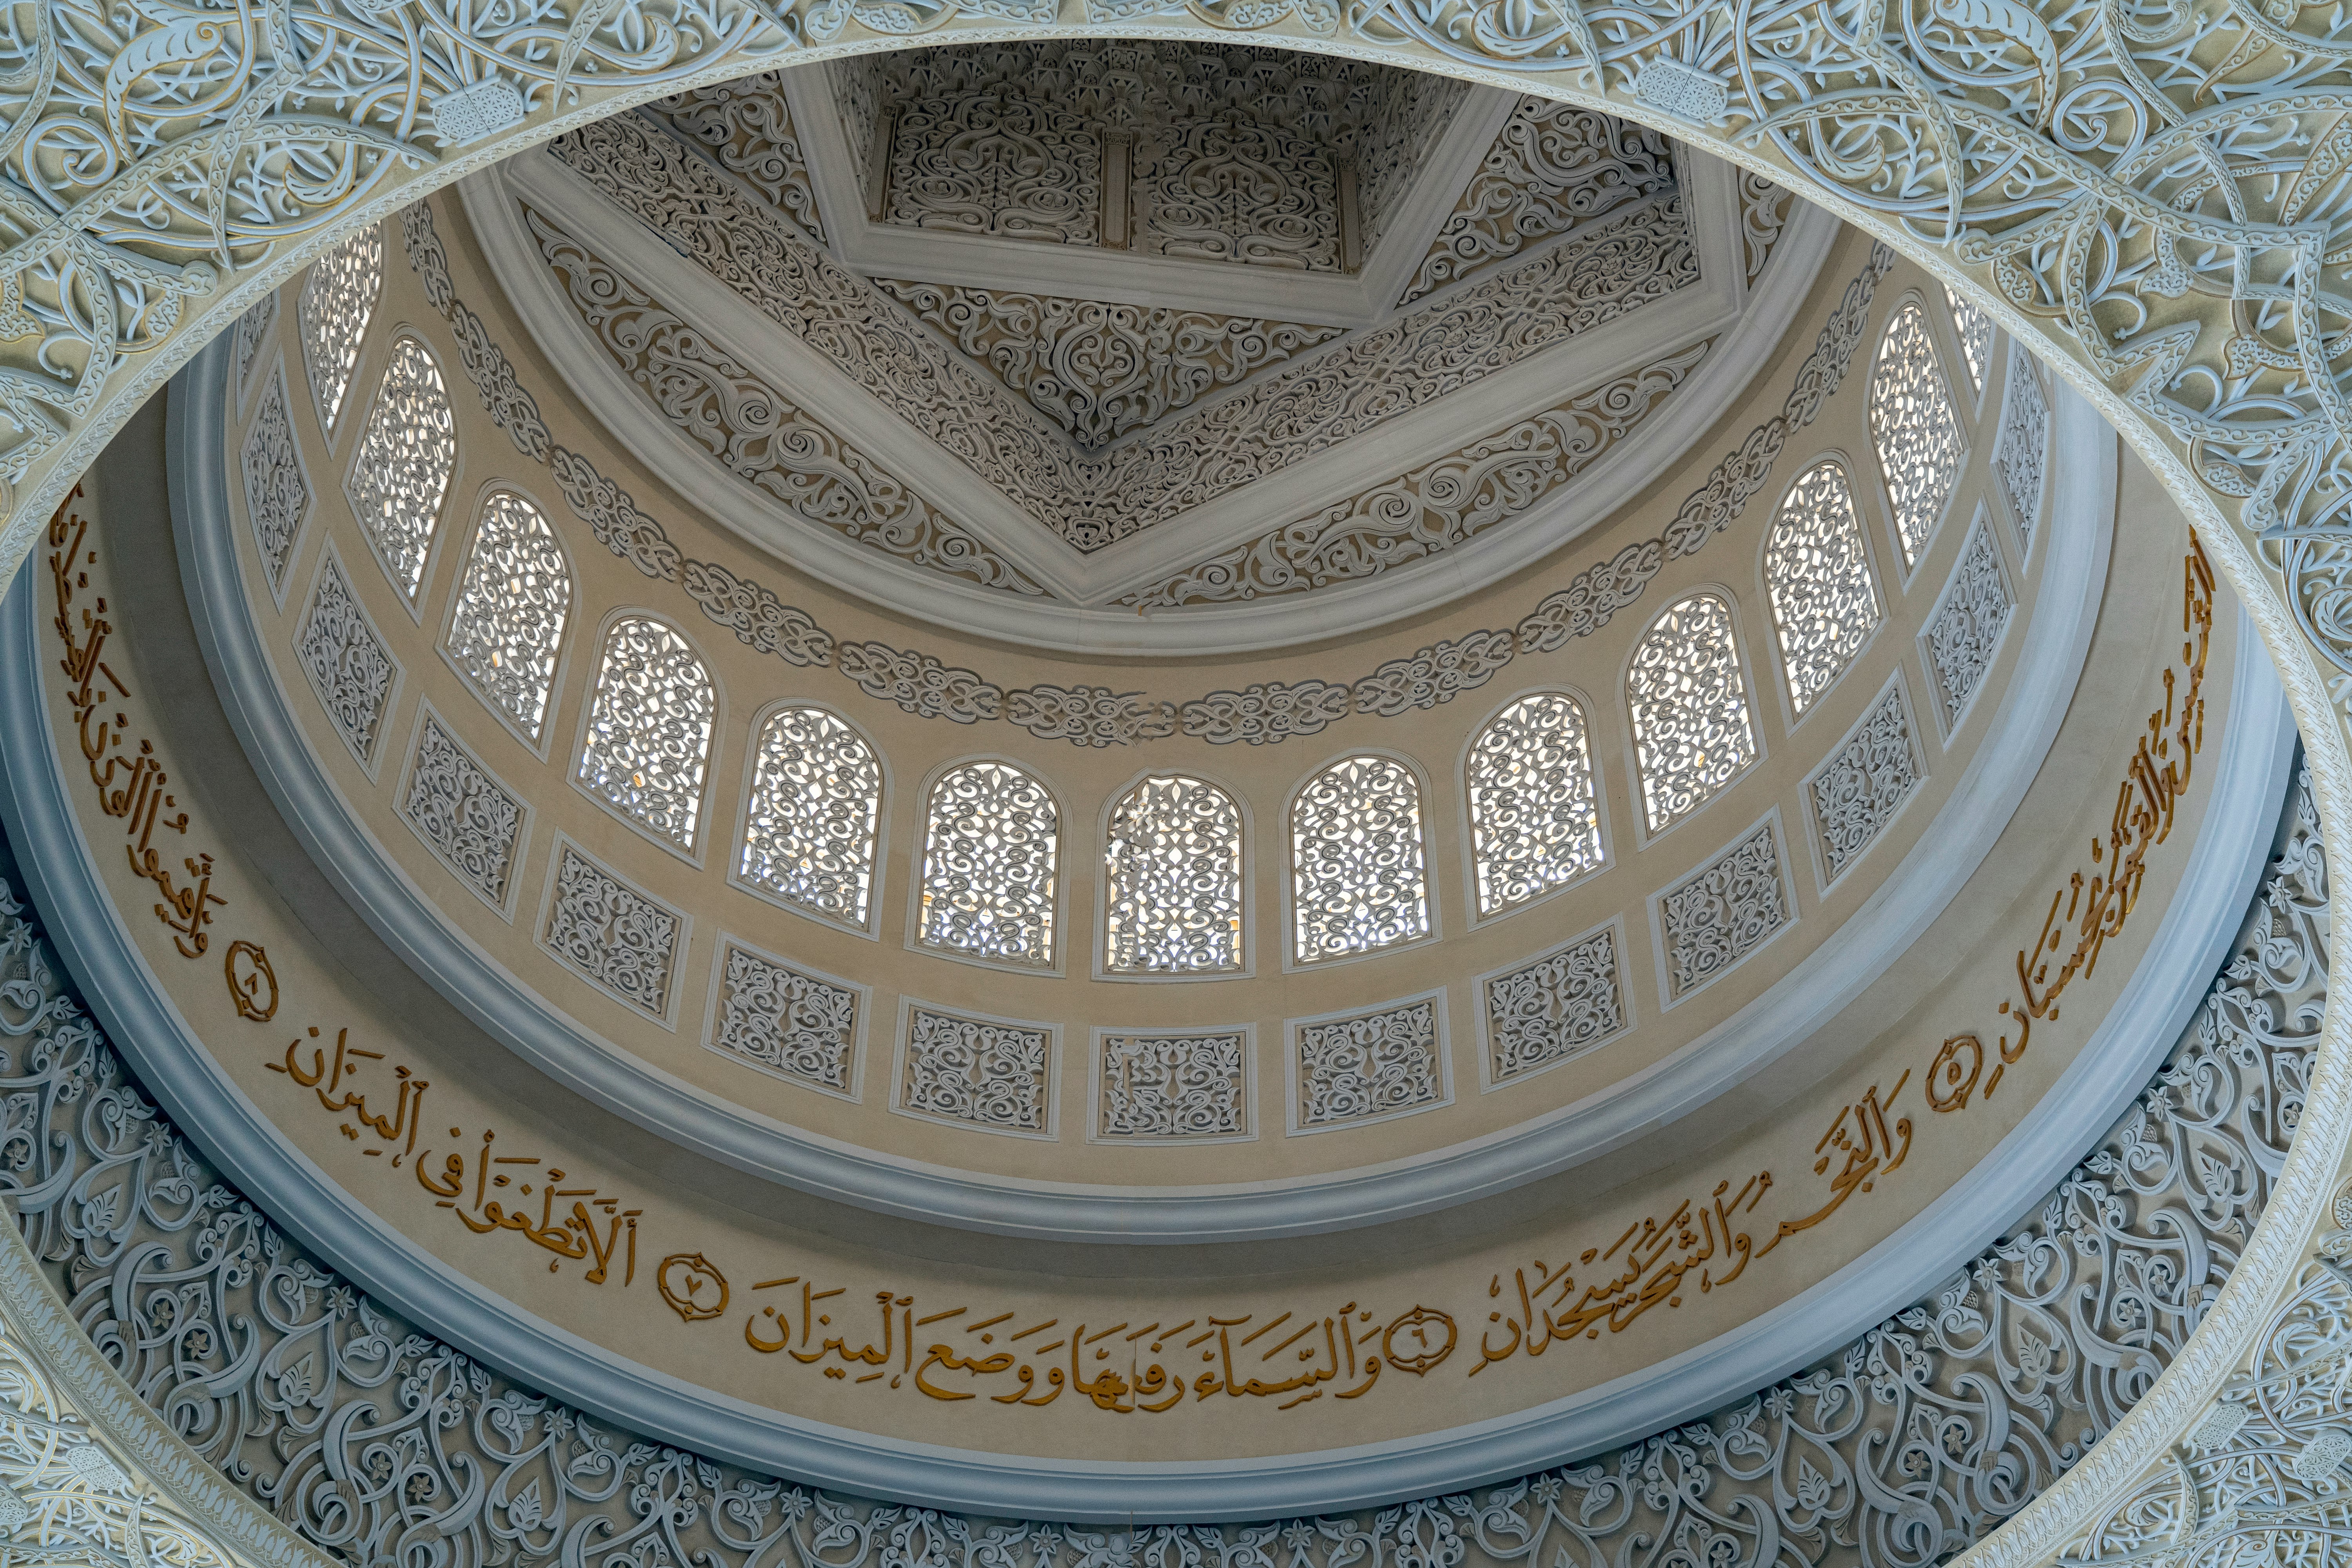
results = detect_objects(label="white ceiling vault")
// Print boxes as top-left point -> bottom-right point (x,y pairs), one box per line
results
465,43 -> 1836,653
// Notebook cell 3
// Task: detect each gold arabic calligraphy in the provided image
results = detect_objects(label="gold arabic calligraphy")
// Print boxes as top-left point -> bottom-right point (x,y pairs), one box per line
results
269,1027 -> 641,1286
47,492 -> 222,958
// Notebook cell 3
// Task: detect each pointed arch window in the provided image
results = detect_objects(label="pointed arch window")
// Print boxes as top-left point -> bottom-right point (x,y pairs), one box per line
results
1467,693 -> 1603,919
1627,593 -> 1757,834
346,335 -> 457,600
1944,283 -> 1992,396
1763,460 -> 1882,715
918,761 -> 1059,968
1291,755 -> 1429,964
1104,775 -> 1244,975
740,707 -> 883,930
576,615 -> 715,850
298,224 -> 385,433
1869,300 -> 1966,568
446,492 -> 573,742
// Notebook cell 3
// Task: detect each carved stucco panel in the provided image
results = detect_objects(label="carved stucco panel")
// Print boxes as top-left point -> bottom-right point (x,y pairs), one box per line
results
0,766 -> 2324,1565
870,280 -> 1344,448
398,710 -> 526,909
710,939 -> 861,1094
1655,820 -> 1792,1001
292,551 -> 399,771
539,840 -> 684,1022
546,113 -> 1698,551
1096,1030 -> 1249,1140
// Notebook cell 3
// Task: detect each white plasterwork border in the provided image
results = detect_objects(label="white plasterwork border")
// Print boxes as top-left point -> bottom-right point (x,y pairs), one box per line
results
0,222 -> 2298,1535
783,70 -> 1528,325
462,146 -> 1838,655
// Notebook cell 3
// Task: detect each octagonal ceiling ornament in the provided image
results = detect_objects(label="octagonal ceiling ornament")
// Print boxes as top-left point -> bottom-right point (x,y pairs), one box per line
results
463,46 -> 1835,654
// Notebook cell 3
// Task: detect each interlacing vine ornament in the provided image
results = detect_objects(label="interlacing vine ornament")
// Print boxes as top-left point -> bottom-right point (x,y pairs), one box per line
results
239,372 -> 307,596
575,615 -> 716,850
916,760 -> 1059,967
869,281 -> 1346,449
1294,997 -> 1445,1129
1097,1031 -> 1247,1138
0,762 -> 2325,1563
294,552 -> 398,768
1810,681 -> 1924,882
399,710 -> 526,907
0,1315 -> 234,1568
1465,691 -> 1605,920
444,490 -> 574,743
1657,820 -> 1791,998
1102,773 -> 1245,974
1403,99 -> 1673,302
541,842 -> 681,1018
711,940 -> 859,1093
737,706 -> 882,930
900,1005 -> 1051,1134
2061,1181 -> 2352,1568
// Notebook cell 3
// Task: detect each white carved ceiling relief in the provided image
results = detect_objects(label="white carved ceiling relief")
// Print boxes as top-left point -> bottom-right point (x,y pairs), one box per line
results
1401,100 -> 1675,305
832,42 -> 1468,262
527,208 -> 1044,597
1121,341 -> 1709,607
887,93 -> 1102,244
544,113 -> 1699,554
1738,172 -> 1795,286
870,282 -> 1345,447
647,74 -> 826,244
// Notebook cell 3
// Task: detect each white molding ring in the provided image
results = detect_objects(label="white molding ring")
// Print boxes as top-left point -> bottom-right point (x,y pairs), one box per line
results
0,331 -> 2296,1521
467,144 -> 1842,655
159,332 -> 2158,1250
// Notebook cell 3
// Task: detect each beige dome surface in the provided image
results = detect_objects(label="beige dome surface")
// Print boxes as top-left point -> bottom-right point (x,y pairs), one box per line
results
0,47 -> 2302,1518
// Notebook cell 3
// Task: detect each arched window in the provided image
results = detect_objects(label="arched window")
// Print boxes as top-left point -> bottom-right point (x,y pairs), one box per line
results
298,224 -> 384,433
1104,775 -> 1244,974
1869,301 -> 1965,568
446,492 -> 573,742
576,615 -> 715,850
346,335 -> 456,599
1944,283 -> 1992,396
1466,692 -> 1602,919
1627,592 -> 1757,834
917,760 -> 1058,967
1763,460 -> 1881,715
1290,755 -> 1429,964
740,706 -> 882,929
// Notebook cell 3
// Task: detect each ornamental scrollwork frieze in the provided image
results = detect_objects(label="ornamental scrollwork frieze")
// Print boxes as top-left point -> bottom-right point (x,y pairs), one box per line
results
394,200 -> 1902,747
0,0 -> 2343,612
542,111 -> 1700,551
0,757 -> 2323,1566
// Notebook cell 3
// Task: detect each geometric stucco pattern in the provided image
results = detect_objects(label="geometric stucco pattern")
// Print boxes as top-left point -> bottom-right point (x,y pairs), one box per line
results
395,197 -> 1903,748
541,112 -> 1699,554
0,760 -> 2320,1562
0,0 -> 2347,1546
0,0 -> 2345,711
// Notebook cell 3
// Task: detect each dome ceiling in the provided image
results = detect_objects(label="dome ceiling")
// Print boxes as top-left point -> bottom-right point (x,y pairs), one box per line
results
471,44 -> 1814,648
0,47 -> 2308,1529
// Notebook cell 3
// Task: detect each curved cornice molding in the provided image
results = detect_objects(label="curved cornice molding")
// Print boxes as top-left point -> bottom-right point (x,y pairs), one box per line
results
0,697 -> 2317,1541
161,329 -> 2167,1251
466,140 -> 1842,654
0,330 -> 2292,1521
